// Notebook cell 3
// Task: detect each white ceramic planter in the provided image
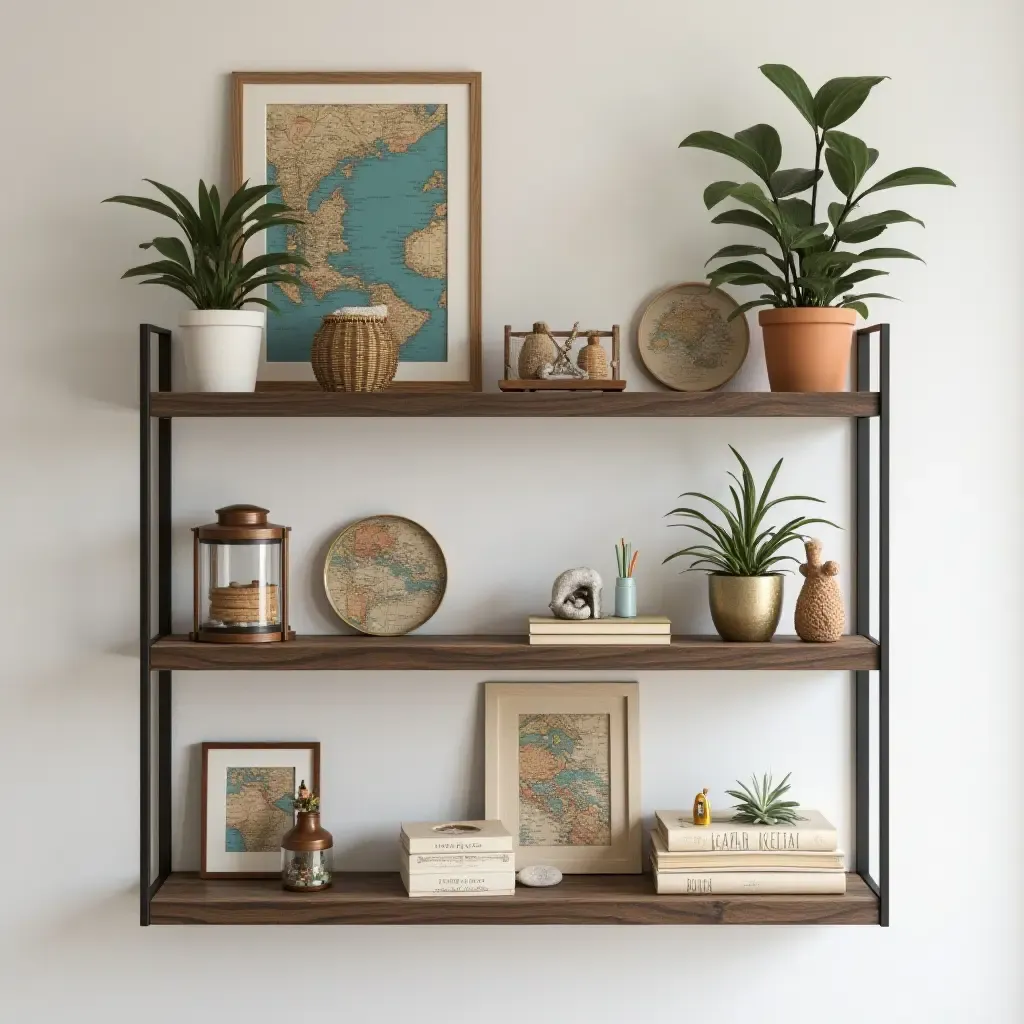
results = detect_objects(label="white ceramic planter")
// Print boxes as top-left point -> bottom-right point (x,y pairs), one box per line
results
180,309 -> 264,392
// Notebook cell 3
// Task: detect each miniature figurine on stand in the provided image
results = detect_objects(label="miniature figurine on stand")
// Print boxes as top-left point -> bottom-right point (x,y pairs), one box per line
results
692,787 -> 712,826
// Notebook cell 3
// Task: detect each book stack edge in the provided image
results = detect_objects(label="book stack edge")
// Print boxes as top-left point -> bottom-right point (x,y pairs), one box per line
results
399,820 -> 515,898
528,615 -> 671,646
651,809 -> 846,895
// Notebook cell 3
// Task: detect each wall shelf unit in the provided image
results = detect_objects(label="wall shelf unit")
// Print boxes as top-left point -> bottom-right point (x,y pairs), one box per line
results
140,323 -> 889,927
151,872 -> 878,926
150,633 -> 879,672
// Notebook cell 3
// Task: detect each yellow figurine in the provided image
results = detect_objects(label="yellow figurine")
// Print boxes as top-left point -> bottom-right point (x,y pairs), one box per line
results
692,787 -> 712,826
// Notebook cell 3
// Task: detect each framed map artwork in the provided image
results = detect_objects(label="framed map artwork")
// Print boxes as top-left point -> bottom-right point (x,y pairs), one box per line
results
200,741 -> 319,878
484,683 -> 641,873
232,71 -> 481,391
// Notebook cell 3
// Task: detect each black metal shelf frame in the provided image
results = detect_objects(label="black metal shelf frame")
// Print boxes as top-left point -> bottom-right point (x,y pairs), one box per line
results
139,323 -> 889,926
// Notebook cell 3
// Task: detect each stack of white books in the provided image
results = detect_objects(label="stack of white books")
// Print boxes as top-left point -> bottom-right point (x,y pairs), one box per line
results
651,809 -> 846,895
399,820 -> 515,897
528,615 -> 671,645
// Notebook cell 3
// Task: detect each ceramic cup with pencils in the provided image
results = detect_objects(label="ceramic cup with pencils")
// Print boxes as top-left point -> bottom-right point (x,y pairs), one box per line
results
614,539 -> 638,618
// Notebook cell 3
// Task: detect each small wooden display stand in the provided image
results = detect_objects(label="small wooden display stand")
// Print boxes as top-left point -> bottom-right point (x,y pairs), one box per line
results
500,325 -> 626,392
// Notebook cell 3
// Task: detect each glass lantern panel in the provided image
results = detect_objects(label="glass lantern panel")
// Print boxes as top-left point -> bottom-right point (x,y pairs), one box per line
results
199,540 -> 282,633
282,849 -> 332,890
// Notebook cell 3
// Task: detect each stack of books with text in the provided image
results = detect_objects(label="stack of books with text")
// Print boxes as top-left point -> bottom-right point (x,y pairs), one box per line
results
528,615 -> 671,645
399,820 -> 515,897
651,809 -> 846,895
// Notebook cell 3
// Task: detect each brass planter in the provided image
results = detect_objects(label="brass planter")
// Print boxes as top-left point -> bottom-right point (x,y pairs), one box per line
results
708,574 -> 783,642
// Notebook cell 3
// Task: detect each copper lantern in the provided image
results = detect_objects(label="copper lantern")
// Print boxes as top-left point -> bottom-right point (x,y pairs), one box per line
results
191,504 -> 293,643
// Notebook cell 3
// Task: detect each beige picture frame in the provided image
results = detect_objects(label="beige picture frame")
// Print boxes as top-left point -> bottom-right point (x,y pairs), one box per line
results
484,682 -> 641,873
231,71 -> 482,392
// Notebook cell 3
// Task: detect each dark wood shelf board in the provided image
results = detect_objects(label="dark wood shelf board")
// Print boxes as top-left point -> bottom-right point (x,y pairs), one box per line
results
149,390 -> 879,418
150,872 -> 877,925
150,633 -> 878,671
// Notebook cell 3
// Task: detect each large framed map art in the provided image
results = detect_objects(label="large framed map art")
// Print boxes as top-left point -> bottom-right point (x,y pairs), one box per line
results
484,683 -> 641,873
232,72 -> 482,391
200,741 -> 319,878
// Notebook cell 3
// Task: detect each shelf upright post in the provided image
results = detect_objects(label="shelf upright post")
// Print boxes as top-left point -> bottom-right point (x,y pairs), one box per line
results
140,324 -> 173,926
854,323 -> 889,927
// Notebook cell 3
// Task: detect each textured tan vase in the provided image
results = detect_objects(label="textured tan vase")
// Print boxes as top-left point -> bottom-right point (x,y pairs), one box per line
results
311,307 -> 398,392
759,308 -> 857,392
794,539 -> 845,642
708,574 -> 783,642
517,322 -> 558,379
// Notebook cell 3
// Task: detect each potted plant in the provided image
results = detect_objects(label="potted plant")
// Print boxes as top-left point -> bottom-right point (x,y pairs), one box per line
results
679,66 -> 954,391
105,179 -> 308,392
663,446 -> 838,641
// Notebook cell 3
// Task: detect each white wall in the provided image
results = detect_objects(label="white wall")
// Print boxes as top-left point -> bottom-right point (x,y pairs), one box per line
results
2,0 -> 1021,1020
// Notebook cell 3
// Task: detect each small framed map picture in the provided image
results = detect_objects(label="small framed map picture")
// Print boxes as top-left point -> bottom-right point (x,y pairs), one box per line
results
484,683 -> 641,873
200,741 -> 319,878
232,71 -> 482,391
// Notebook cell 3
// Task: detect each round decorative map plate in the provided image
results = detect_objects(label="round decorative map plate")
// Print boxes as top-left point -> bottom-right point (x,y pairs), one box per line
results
323,515 -> 447,636
637,282 -> 750,392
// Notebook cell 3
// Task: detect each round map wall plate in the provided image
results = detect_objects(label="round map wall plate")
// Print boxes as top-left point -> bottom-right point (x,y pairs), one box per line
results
323,514 -> 447,636
637,282 -> 750,392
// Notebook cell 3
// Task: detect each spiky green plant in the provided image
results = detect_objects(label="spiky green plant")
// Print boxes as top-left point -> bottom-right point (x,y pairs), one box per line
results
663,446 -> 838,576
726,772 -> 805,825
104,179 -> 309,311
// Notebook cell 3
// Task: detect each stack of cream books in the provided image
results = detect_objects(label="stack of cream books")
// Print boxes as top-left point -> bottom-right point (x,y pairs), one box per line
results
399,820 -> 515,897
652,810 -> 846,894
528,615 -> 671,645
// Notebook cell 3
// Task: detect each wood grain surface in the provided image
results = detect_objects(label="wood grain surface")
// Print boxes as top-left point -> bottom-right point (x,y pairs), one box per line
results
150,634 -> 879,671
150,872 -> 878,925
148,390 -> 879,417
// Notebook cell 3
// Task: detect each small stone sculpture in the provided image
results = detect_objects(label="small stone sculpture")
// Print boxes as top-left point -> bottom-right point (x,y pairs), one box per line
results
549,567 -> 603,619
692,787 -> 712,826
517,865 -> 563,887
794,538 -> 845,642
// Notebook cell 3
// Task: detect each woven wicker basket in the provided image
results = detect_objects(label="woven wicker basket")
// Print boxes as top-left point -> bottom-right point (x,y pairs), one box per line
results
311,306 -> 398,392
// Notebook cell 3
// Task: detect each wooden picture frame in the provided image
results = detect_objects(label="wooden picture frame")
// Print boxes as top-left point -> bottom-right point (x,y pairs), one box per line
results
200,741 -> 320,878
232,71 -> 482,392
484,683 -> 641,873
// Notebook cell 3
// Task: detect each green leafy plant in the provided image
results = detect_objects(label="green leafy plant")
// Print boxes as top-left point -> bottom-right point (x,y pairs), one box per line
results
727,772 -> 804,825
104,179 -> 309,311
679,66 -> 955,320
663,446 -> 838,576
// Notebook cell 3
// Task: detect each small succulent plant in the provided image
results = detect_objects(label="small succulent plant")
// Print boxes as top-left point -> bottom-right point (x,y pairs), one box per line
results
726,771 -> 805,825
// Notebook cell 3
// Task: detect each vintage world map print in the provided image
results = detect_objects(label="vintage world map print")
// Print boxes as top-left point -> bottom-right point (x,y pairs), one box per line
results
224,766 -> 295,853
517,713 -> 611,847
264,103 -> 448,363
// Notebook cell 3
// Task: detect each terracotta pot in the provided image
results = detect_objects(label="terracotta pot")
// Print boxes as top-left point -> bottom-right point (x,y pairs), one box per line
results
758,307 -> 857,392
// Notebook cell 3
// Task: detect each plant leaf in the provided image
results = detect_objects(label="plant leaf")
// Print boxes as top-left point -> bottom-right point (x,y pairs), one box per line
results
770,168 -> 821,197
828,202 -> 846,229
848,247 -> 923,263
711,208 -> 780,239
734,124 -> 782,176
836,210 -> 924,242
759,64 -> 816,127
140,236 -> 192,270
825,148 -> 856,197
705,244 -> 771,265
726,297 -> 776,320
844,301 -> 869,319
679,130 -> 769,180
102,194 -> 183,225
813,76 -> 887,129
704,180 -> 740,209
842,292 -> 899,302
859,166 -> 955,197
824,129 -> 871,192
834,268 -> 889,291
724,183 -> 783,226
